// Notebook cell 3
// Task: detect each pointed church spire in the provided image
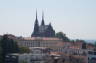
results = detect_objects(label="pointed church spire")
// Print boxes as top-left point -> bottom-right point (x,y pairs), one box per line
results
41,11 -> 45,26
36,10 -> 38,20
35,10 -> 39,26
31,10 -> 39,37
49,22 -> 51,26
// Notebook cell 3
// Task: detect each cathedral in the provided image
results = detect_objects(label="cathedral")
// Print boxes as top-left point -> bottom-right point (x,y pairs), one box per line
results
31,11 -> 55,37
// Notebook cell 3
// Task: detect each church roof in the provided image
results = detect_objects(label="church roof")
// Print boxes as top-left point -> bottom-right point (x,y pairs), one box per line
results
39,25 -> 49,33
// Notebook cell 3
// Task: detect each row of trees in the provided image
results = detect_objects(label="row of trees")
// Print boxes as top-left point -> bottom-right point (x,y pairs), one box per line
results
56,32 -> 86,42
0,34 -> 30,63
0,35 -> 19,63
56,32 -> 70,42
56,32 -> 86,43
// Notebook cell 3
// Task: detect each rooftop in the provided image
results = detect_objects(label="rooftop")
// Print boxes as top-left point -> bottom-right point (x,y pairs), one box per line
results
22,37 -> 62,41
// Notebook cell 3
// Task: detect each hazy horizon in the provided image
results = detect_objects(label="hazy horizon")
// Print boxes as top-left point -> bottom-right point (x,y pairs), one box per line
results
0,0 -> 96,40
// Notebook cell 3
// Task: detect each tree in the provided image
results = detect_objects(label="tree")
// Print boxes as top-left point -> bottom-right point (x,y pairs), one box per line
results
94,41 -> 96,47
1,35 -> 19,54
0,40 -> 3,63
56,32 -> 70,42
75,39 -> 85,42
19,47 -> 30,53
10,39 -> 19,53
82,42 -> 87,49
0,34 -> 19,63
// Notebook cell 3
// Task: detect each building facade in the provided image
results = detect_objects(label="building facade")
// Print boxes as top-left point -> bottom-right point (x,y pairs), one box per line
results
17,37 -> 64,52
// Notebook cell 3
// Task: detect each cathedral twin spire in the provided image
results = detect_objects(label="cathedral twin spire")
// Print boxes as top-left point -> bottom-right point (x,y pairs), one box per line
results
31,11 -> 45,37
32,11 -> 55,37
35,11 -> 45,26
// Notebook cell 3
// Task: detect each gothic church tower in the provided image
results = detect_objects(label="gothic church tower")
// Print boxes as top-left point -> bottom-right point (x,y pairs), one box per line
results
31,11 -> 55,37
31,11 -> 39,37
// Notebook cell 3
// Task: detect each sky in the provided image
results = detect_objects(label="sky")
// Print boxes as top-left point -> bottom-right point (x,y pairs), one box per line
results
0,0 -> 96,40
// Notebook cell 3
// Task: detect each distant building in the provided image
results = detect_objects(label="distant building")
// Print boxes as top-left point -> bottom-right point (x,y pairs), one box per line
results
5,53 -> 50,63
29,47 -> 50,54
31,11 -> 55,37
17,37 -> 64,52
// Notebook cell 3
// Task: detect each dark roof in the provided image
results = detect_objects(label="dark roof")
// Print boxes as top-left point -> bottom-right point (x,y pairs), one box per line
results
39,25 -> 49,33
